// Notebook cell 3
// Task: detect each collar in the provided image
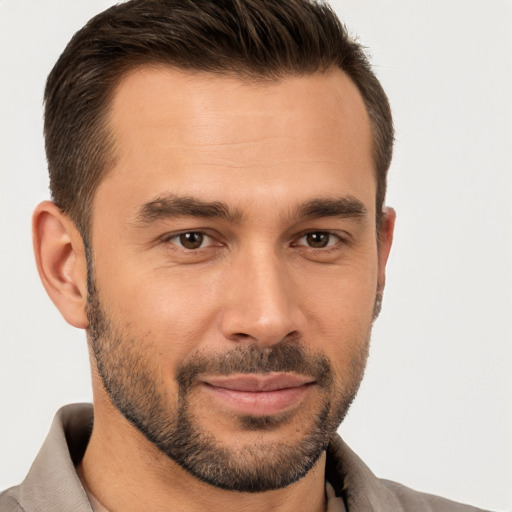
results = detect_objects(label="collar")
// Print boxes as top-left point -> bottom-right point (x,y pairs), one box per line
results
4,403 -> 434,512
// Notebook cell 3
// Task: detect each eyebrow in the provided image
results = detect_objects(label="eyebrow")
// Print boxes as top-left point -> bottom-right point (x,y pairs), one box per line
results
134,193 -> 367,226
135,194 -> 243,224
295,196 -> 367,220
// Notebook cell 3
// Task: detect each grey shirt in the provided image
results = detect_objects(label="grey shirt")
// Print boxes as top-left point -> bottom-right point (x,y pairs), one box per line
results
0,404 -> 491,512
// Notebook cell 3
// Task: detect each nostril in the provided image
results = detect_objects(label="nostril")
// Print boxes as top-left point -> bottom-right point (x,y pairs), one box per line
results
229,330 -> 300,345
233,332 -> 252,340
284,330 -> 300,342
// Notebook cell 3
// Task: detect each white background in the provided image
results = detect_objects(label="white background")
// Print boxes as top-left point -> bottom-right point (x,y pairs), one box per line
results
1,1 -> 510,510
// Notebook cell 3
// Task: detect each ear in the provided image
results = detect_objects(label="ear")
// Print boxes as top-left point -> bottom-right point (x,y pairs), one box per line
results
33,201 -> 89,329
376,206 -> 396,293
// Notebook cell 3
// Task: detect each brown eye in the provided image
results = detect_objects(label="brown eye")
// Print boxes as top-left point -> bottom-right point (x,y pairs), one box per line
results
178,232 -> 205,249
305,232 -> 331,248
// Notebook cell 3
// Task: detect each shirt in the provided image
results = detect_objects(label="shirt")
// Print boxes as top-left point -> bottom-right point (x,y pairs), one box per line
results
0,403 -> 491,511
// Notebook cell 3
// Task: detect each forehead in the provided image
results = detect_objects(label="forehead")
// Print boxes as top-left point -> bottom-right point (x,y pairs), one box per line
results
96,66 -> 375,221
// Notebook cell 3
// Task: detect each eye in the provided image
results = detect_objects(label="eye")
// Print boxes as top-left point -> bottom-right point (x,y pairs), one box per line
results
296,231 -> 340,249
164,231 -> 212,250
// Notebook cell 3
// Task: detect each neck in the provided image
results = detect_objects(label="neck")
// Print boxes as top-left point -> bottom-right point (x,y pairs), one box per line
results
80,394 -> 328,512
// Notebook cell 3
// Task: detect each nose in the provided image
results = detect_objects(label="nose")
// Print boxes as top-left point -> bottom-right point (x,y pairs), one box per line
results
220,248 -> 305,347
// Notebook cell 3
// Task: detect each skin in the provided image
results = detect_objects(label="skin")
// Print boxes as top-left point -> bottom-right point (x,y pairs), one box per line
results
33,67 -> 395,512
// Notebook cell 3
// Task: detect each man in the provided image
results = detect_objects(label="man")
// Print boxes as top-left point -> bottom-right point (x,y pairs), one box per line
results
0,1 -> 494,511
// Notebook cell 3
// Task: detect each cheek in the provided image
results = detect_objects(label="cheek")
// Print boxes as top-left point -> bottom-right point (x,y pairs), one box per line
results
301,260 -> 378,321
297,260 -> 378,357
92,233 -> 379,372
96,262 -> 226,366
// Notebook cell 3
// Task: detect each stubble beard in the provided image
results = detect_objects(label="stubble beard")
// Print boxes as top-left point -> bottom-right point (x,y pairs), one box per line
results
85,266 -> 372,492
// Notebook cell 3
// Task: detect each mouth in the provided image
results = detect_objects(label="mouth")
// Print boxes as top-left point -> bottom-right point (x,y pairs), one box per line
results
199,372 -> 316,416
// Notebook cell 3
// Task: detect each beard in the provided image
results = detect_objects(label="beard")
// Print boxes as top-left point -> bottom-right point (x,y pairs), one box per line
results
86,263 -> 372,492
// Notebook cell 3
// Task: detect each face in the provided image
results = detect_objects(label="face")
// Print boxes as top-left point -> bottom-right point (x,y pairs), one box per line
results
86,67 -> 392,492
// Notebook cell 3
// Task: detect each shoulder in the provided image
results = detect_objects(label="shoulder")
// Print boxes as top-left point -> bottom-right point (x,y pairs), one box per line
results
0,487 -> 24,512
378,479 -> 490,512
326,435 -> 493,512
0,404 -> 94,512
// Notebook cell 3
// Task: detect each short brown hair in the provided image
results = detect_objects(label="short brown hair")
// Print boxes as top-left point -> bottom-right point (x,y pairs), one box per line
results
44,0 -> 393,240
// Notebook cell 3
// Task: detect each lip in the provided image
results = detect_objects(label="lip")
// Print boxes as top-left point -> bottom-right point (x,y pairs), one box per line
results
199,373 -> 316,416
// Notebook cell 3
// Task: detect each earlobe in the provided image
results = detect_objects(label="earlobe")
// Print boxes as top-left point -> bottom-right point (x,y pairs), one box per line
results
377,206 -> 396,293
33,201 -> 89,329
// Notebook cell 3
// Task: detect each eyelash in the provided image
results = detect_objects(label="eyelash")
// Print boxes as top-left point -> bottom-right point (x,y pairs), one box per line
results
159,231 -> 217,250
293,231 -> 344,251
159,230 -> 347,252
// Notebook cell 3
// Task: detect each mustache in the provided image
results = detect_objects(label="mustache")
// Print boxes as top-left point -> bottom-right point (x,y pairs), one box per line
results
176,343 -> 333,392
